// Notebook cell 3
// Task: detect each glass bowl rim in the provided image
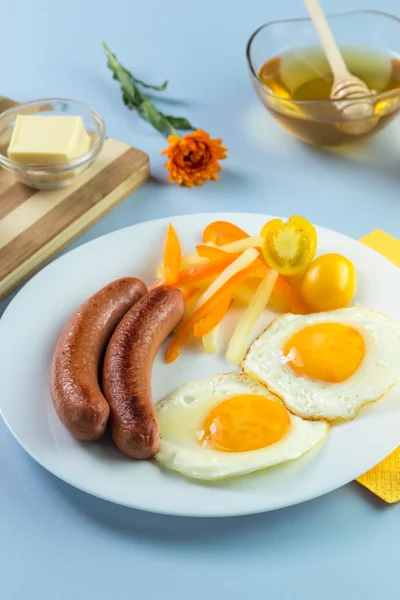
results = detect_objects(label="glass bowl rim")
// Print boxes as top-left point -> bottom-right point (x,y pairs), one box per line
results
0,97 -> 106,172
246,9 -> 400,108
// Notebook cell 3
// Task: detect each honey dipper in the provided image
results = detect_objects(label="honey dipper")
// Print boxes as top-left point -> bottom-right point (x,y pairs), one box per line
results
304,0 -> 378,135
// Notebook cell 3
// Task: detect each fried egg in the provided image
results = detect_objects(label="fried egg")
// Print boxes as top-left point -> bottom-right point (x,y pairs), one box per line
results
242,307 -> 400,421
154,373 -> 329,480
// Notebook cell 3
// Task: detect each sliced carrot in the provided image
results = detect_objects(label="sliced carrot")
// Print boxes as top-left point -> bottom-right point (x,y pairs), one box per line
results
202,221 -> 249,246
166,263 -> 266,363
193,296 -> 231,337
164,224 -> 181,285
196,245 -> 230,261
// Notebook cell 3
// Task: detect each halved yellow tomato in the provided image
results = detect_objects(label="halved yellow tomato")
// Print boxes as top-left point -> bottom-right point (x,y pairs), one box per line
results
261,215 -> 317,276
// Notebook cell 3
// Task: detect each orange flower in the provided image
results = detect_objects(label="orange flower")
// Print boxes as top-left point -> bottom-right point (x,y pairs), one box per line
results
161,130 -> 227,187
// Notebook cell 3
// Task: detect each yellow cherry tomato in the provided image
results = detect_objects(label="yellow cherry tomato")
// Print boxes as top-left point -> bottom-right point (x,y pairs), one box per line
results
261,215 -> 317,276
300,253 -> 356,312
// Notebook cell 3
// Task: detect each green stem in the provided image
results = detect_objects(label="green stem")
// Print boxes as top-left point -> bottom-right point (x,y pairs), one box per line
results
166,122 -> 179,137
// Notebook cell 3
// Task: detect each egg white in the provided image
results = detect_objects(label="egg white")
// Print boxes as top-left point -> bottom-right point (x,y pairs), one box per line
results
242,307 -> 400,421
154,373 -> 329,481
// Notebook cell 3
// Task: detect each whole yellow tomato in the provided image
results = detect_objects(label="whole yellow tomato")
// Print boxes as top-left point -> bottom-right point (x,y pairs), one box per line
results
300,253 -> 356,312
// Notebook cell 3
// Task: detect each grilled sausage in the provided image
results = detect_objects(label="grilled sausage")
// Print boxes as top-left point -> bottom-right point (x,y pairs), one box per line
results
102,286 -> 185,459
51,277 -> 147,440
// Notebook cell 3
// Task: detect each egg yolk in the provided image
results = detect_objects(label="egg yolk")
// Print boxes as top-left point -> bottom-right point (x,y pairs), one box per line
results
201,395 -> 290,452
284,323 -> 365,383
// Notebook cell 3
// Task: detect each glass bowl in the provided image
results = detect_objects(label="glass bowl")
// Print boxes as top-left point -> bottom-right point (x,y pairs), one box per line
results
0,98 -> 106,189
246,10 -> 400,146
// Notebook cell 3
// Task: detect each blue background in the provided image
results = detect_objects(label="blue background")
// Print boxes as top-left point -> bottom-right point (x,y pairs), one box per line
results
1,0 -> 400,598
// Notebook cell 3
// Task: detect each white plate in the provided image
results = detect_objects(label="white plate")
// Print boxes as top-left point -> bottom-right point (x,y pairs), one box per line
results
1,212 -> 400,517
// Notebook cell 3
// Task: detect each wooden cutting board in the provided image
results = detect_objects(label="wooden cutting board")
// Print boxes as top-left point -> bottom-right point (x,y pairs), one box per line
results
0,97 -> 150,300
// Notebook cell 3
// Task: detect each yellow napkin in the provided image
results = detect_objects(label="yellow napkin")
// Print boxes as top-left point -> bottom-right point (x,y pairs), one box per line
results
356,229 -> 400,502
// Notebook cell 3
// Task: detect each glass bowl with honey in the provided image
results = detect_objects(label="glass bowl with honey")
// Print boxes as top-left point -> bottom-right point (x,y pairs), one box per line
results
246,10 -> 400,146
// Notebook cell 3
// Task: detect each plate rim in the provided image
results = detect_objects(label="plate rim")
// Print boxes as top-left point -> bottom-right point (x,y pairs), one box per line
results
1,211 -> 399,517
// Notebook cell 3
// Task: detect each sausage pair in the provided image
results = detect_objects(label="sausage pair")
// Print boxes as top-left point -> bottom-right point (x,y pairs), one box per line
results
50,278 -> 184,458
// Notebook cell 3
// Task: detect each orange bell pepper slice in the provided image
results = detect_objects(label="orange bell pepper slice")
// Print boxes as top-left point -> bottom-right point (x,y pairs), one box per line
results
164,223 -> 182,284
175,253 -> 241,287
202,221 -> 249,246
193,296 -> 231,337
166,263 -> 266,362
196,245 -> 230,261
179,284 -> 199,301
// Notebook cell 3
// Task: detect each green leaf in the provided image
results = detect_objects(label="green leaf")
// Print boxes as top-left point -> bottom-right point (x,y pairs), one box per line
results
137,100 -> 177,136
102,42 -> 194,138
163,115 -> 196,131
130,73 -> 168,91
103,43 -> 142,104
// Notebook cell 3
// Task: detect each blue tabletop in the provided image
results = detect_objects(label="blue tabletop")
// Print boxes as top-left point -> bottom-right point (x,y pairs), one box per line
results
2,0 -> 400,598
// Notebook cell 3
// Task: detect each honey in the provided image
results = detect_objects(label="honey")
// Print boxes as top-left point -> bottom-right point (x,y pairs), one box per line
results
257,47 -> 400,145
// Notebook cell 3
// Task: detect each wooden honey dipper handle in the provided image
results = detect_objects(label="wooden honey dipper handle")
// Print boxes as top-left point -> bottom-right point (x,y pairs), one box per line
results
304,0 -> 377,136
303,0 -> 350,81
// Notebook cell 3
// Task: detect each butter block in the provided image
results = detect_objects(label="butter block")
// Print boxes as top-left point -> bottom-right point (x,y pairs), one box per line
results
8,115 -> 91,165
